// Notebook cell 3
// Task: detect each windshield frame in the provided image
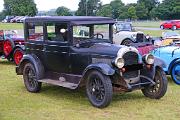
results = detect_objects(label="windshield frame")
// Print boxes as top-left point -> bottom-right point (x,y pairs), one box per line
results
70,23 -> 113,45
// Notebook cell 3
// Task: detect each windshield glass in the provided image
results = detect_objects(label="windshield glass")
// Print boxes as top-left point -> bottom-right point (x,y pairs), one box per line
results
115,23 -> 132,31
164,32 -> 180,37
73,24 -> 110,44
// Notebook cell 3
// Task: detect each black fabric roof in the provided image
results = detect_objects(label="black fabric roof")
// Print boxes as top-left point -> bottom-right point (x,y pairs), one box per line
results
25,16 -> 115,25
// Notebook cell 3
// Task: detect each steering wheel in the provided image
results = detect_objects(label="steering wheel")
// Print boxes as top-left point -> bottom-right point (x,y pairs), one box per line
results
94,33 -> 104,39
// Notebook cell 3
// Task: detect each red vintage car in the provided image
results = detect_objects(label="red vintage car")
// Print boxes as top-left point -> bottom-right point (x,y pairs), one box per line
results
160,20 -> 180,30
0,30 -> 24,65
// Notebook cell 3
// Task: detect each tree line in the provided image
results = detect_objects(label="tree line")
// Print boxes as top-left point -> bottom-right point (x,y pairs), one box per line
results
1,0 -> 180,20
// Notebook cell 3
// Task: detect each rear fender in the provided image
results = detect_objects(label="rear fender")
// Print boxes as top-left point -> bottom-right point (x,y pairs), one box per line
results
16,54 -> 44,76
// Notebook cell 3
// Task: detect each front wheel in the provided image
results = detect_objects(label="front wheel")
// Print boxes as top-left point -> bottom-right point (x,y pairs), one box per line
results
170,62 -> 180,85
121,39 -> 133,46
141,68 -> 168,99
86,70 -> 113,108
160,25 -> 164,30
23,63 -> 42,93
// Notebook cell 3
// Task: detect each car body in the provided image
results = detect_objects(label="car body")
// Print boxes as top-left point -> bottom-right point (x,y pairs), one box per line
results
113,22 -> 144,45
151,45 -> 180,85
16,16 -> 167,108
160,20 -> 180,30
0,30 -> 25,65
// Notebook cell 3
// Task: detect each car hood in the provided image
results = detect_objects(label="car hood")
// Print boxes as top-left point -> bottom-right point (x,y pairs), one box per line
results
152,46 -> 180,54
89,42 -> 139,58
116,31 -> 143,35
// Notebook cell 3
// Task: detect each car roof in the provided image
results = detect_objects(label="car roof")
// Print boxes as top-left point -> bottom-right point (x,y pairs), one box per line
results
25,16 -> 115,25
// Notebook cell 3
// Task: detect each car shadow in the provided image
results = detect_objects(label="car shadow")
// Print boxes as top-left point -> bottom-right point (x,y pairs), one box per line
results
37,84 -> 147,106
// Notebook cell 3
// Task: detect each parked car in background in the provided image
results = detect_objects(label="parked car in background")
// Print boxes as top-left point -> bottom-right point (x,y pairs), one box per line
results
151,45 -> 180,85
2,16 -> 15,23
0,30 -> 24,65
160,20 -> 180,30
16,16 -> 168,108
113,22 -> 145,45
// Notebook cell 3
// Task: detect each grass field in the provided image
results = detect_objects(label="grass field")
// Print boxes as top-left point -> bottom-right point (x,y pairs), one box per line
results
0,23 -> 23,30
132,21 -> 163,28
0,59 -> 180,120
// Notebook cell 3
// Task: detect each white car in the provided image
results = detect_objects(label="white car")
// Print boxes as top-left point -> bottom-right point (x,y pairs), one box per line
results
162,31 -> 180,39
113,22 -> 144,45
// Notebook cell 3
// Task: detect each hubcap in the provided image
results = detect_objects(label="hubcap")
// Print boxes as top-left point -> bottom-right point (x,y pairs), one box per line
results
3,41 -> 12,56
149,71 -> 161,93
89,75 -> 105,102
14,50 -> 23,65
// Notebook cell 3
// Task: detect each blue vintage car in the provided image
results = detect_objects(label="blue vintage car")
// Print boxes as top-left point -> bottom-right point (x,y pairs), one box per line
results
151,45 -> 180,85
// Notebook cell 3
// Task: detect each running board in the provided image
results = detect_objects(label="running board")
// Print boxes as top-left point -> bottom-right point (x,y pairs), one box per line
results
38,79 -> 78,89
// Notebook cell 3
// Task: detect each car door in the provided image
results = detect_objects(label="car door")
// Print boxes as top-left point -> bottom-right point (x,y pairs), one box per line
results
43,22 -> 70,73
25,22 -> 45,62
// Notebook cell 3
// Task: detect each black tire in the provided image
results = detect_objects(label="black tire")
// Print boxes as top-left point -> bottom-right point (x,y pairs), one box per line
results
86,70 -> 113,108
121,39 -> 133,46
172,25 -> 177,30
141,67 -> 168,99
160,25 -> 164,30
23,63 -> 42,93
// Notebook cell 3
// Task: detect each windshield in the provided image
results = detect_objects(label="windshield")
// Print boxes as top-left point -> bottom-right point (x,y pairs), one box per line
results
115,23 -> 132,31
164,32 -> 180,37
73,24 -> 111,44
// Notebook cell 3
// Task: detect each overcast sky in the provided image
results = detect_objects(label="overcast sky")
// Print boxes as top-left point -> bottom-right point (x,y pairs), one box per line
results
0,0 -> 140,12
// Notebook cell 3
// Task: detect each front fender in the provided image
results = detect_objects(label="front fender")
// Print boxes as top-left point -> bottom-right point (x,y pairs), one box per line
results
168,58 -> 180,74
16,54 -> 43,75
83,63 -> 115,77
141,57 -> 166,80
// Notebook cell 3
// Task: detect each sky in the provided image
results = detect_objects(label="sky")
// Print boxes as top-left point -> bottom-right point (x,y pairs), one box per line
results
0,0 -> 139,12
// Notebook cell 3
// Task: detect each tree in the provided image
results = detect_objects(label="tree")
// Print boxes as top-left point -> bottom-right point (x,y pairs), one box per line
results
56,6 -> 72,16
76,0 -> 102,16
96,4 -> 112,17
110,0 -> 124,19
137,0 -> 159,19
3,0 -> 37,16
135,3 -> 148,19
127,6 -> 137,20
156,0 -> 180,20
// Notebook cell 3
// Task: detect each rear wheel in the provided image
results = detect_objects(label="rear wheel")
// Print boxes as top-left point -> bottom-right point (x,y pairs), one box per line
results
142,68 -> 167,99
172,26 -> 177,30
3,40 -> 14,57
170,62 -> 180,85
86,70 -> 113,108
23,63 -> 42,93
13,48 -> 24,65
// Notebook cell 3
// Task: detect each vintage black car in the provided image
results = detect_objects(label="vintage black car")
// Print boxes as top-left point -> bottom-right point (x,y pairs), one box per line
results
16,16 -> 167,108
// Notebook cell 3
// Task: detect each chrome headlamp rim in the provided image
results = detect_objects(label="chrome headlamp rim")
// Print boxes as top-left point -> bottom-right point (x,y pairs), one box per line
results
115,57 -> 124,68
145,54 -> 154,64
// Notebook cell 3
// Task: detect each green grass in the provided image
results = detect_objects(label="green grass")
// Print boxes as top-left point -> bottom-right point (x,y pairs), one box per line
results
0,23 -> 23,30
132,21 -> 162,28
0,59 -> 180,120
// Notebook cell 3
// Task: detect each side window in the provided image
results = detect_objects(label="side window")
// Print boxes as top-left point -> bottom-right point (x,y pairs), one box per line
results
47,23 -> 68,42
27,22 -> 43,41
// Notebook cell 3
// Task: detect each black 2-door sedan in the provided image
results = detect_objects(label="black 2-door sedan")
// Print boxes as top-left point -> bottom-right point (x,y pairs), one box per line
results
16,16 -> 167,108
